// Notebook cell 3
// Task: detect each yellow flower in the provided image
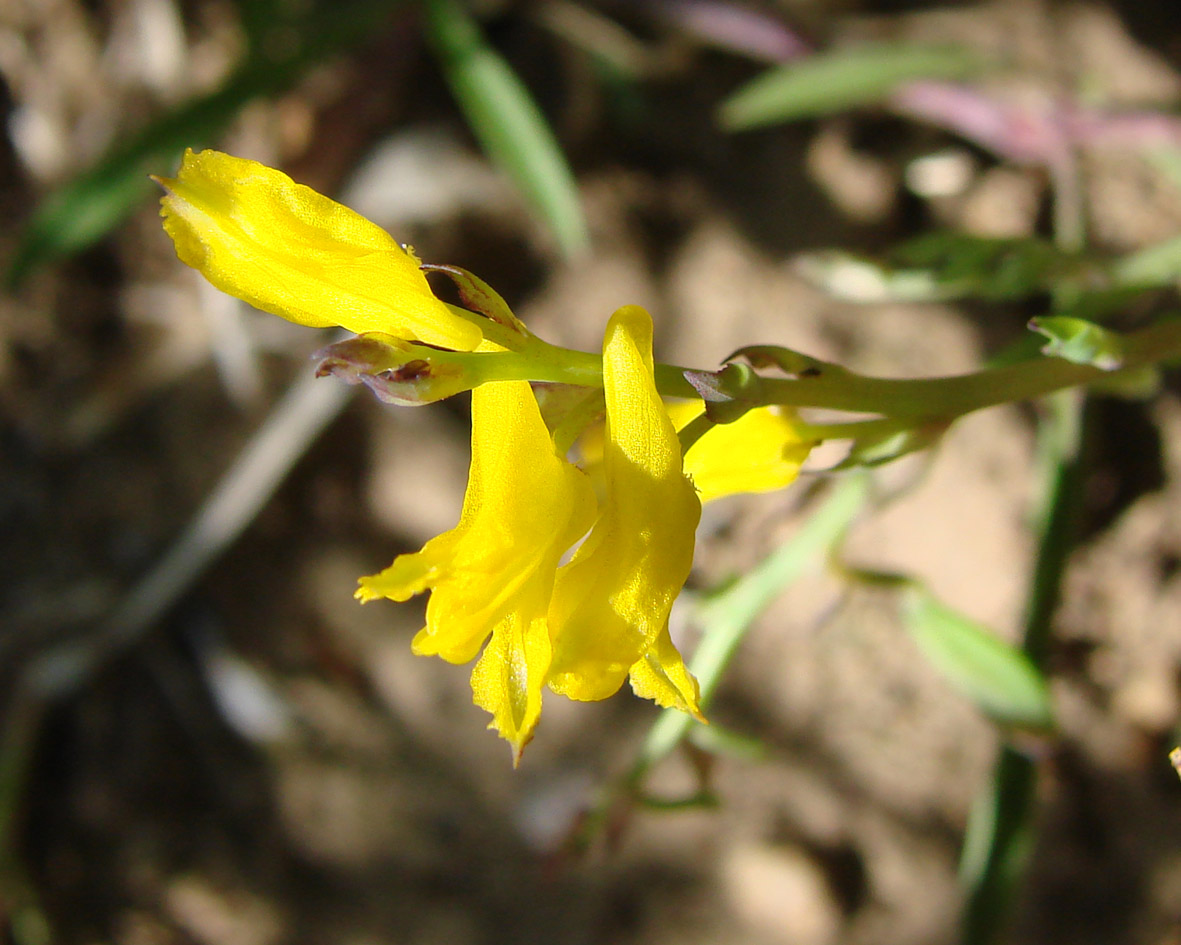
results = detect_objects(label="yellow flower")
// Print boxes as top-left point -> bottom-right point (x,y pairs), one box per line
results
547,306 -> 704,717
154,149 -> 482,351
579,401 -> 814,505
356,379 -> 596,761
672,402 -> 815,503
155,152 -> 714,757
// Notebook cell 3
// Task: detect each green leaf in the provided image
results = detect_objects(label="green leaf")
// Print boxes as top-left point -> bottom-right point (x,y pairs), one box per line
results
10,74 -> 269,286
903,587 -> 1054,733
423,0 -> 589,259
1112,232 -> 1181,287
719,44 -> 986,131
794,250 -> 948,303
688,722 -> 767,762
890,232 -> 1083,301
834,422 -> 946,469
1029,315 -> 1124,370
9,0 -> 403,286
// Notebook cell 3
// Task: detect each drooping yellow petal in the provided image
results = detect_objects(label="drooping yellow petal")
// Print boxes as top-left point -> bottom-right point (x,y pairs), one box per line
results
628,625 -> 705,720
356,379 -> 596,756
155,149 -> 483,351
469,608 -> 550,765
547,306 -> 702,705
681,403 -> 815,503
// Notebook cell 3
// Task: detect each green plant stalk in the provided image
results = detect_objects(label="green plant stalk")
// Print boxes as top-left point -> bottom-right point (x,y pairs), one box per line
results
959,391 -> 1085,945
0,692 -> 50,945
753,318 -> 1181,419
476,318 -> 1181,426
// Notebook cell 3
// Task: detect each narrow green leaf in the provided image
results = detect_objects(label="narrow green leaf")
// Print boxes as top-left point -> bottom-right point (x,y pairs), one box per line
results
903,588 -> 1054,733
719,44 -> 986,131
688,722 -> 767,762
1029,315 -> 1124,370
423,0 -> 589,258
10,73 -> 271,286
795,250 -> 948,303
890,232 -> 1082,301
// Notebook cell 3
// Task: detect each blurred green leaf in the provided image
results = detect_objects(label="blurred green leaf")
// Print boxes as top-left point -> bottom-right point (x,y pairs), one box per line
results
1029,315 -> 1124,370
890,232 -> 1086,301
1112,232 -> 1181,288
423,0 -> 589,259
802,233 -> 1176,313
834,422 -> 946,469
719,44 -> 986,131
794,250 -> 948,303
688,722 -> 767,762
10,0 -> 402,287
903,587 -> 1054,734
1147,148 -> 1181,195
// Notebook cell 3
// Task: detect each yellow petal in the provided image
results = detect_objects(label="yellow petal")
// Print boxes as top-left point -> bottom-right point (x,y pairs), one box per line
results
547,305 -> 702,702
628,625 -> 705,721
470,608 -> 550,765
682,404 -> 815,503
358,379 -> 595,661
155,149 -> 482,350
356,379 -> 596,755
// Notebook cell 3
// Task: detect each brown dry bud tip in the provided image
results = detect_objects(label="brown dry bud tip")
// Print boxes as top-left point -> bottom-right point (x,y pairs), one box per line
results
315,358 -> 347,378
312,334 -> 474,406
391,360 -> 431,381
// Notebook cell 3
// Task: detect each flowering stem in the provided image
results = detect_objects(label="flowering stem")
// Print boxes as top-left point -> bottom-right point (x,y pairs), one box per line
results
478,317 -> 1179,436
750,317 -> 1181,420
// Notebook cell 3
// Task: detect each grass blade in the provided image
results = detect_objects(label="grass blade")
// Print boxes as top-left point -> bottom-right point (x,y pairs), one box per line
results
719,44 -> 986,131
903,588 -> 1054,734
423,0 -> 589,258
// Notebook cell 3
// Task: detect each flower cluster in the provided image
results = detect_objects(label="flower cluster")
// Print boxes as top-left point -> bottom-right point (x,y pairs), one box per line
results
156,149 -> 813,761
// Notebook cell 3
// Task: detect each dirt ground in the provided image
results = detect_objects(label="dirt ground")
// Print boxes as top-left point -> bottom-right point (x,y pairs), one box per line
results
3,1 -> 1181,943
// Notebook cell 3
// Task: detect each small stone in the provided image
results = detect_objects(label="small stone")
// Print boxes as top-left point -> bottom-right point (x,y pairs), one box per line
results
721,842 -> 842,945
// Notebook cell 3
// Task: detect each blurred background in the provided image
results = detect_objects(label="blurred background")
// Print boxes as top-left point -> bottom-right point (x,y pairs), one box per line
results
3,0 -> 1181,942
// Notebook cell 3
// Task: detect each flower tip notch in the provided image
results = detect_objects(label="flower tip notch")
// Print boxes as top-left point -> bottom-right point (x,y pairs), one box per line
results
509,736 -> 530,769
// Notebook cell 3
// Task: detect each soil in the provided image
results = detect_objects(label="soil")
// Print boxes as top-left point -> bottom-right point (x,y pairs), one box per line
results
2,1 -> 1181,944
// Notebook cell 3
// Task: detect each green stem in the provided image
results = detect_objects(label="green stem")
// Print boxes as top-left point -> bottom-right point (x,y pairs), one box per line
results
477,318 -> 1180,430
959,391 -> 1085,944
753,318 -> 1181,420
468,341 -> 701,397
